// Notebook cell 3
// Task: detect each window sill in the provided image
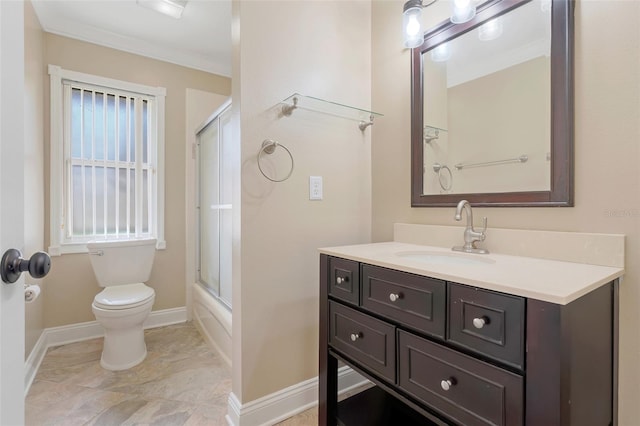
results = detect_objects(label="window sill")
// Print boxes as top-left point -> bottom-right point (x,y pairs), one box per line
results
49,239 -> 166,256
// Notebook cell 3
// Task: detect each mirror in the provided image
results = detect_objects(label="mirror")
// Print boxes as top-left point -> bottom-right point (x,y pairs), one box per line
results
411,0 -> 574,207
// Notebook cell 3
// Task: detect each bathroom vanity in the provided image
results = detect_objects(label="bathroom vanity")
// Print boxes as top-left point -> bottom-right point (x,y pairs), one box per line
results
318,240 -> 624,426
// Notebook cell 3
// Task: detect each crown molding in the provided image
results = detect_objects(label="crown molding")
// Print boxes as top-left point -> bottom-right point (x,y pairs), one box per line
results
32,2 -> 231,77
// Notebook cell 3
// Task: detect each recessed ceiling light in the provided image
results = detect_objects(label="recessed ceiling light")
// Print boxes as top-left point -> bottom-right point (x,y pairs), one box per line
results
137,0 -> 188,19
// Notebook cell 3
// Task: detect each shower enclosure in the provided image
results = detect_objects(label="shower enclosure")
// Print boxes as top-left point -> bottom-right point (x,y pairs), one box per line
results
197,101 -> 232,307
192,99 -> 232,364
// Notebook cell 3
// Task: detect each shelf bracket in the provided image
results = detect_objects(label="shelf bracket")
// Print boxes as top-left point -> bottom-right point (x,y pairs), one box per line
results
358,115 -> 374,132
282,96 -> 298,116
424,127 -> 440,144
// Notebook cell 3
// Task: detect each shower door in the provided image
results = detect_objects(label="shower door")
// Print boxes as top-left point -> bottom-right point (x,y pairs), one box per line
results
196,102 -> 232,308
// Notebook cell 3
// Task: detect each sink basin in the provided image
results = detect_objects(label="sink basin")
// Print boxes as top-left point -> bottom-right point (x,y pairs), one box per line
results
396,250 -> 496,266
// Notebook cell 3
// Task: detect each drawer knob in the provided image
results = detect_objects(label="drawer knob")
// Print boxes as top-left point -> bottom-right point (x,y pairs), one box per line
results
389,293 -> 401,302
336,276 -> 349,284
473,316 -> 489,329
350,332 -> 361,342
440,378 -> 456,391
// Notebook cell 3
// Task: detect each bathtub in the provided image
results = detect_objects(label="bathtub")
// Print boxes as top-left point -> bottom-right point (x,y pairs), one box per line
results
191,283 -> 232,366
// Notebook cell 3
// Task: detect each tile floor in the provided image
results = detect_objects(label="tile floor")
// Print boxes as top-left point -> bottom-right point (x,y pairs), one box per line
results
26,322 -> 318,425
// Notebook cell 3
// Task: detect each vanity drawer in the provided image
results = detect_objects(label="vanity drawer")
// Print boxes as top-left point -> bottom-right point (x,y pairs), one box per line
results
361,264 -> 446,339
328,257 -> 360,305
398,330 -> 523,426
448,283 -> 525,370
329,301 -> 395,382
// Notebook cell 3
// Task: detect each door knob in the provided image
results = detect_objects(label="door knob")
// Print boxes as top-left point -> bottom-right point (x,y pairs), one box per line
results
1,249 -> 51,284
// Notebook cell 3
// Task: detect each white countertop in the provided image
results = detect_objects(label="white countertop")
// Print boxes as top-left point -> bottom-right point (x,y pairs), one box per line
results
319,242 -> 624,305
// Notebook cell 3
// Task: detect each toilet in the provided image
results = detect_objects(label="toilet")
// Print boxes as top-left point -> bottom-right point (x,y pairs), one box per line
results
87,238 -> 157,371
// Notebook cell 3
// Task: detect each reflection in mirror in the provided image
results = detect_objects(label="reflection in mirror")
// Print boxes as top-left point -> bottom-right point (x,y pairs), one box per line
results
423,1 -> 550,195
411,0 -> 574,207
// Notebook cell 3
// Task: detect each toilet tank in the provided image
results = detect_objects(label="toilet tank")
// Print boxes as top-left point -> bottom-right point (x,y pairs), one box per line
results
87,238 -> 157,287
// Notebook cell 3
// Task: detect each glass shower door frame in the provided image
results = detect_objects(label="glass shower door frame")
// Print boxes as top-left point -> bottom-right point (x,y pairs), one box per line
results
195,101 -> 232,310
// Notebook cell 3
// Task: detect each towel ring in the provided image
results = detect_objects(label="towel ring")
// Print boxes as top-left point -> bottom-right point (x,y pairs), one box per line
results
257,139 -> 295,182
432,163 -> 453,192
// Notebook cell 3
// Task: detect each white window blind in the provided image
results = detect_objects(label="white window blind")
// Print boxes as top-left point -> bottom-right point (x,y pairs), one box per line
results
64,84 -> 153,239
48,65 -> 166,255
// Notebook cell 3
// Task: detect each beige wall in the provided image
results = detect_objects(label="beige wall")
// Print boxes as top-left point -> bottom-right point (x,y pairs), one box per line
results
233,0 -> 372,403
423,58 -> 448,130
423,58 -> 450,194
372,0 -> 640,423
446,57 -> 550,193
42,34 -> 231,327
24,0 -> 45,357
422,58 -> 551,195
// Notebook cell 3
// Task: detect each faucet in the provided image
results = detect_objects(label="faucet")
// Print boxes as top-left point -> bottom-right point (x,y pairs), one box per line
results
452,200 -> 489,254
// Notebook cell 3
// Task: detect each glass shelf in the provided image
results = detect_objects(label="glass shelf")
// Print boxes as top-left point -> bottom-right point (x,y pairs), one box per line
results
280,93 -> 383,130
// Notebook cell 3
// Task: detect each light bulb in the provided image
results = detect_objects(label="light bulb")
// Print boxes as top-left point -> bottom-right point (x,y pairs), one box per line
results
403,5 -> 423,48
451,0 -> 476,24
406,15 -> 421,37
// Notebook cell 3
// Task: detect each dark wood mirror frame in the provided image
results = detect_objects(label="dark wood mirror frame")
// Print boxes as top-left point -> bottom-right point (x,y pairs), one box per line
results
411,0 -> 574,207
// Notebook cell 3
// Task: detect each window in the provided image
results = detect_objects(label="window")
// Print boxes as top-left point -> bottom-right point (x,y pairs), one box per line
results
48,65 -> 166,255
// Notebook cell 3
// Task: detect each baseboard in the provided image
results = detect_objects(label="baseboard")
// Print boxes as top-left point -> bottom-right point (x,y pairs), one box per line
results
24,331 -> 49,396
143,307 -> 188,330
226,366 -> 369,426
24,307 -> 187,396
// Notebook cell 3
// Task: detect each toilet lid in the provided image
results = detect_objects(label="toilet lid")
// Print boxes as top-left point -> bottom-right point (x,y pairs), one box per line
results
93,283 -> 155,310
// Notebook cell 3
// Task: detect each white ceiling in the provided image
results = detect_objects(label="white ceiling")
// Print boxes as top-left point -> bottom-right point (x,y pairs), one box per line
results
32,0 -> 232,77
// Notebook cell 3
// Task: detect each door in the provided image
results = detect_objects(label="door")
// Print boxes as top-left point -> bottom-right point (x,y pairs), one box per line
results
0,1 -> 26,424
196,102 -> 232,308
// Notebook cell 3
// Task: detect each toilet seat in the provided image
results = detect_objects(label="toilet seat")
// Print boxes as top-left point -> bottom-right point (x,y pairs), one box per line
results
93,283 -> 155,310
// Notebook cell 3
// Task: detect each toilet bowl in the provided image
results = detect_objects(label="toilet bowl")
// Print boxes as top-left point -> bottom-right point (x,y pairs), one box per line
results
87,238 -> 157,371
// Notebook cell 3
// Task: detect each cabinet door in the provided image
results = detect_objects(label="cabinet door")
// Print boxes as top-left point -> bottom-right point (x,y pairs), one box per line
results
361,264 -> 446,339
398,330 -> 524,426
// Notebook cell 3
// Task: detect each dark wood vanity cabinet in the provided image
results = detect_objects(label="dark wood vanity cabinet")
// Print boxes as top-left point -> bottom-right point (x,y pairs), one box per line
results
319,254 -> 616,426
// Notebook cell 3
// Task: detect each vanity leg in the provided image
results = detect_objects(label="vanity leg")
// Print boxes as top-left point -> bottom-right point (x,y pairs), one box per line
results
319,254 -> 338,426
319,352 -> 338,426
613,278 -> 619,426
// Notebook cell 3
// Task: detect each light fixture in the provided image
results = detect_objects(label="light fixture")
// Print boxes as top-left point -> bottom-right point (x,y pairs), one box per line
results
478,17 -> 503,41
403,0 -> 426,49
137,0 -> 187,19
450,0 -> 476,24
403,0 -> 477,49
